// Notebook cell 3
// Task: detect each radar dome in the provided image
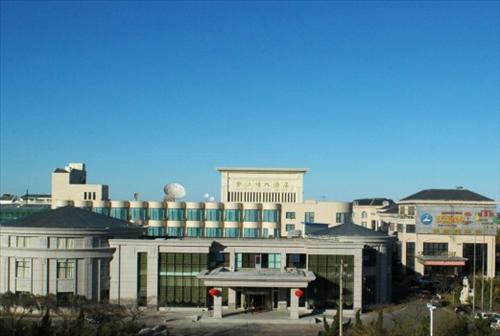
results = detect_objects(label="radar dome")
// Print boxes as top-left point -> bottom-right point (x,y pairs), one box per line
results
164,183 -> 186,201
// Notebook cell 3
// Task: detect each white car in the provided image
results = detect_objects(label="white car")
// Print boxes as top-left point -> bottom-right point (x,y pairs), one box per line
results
475,311 -> 500,320
490,317 -> 500,330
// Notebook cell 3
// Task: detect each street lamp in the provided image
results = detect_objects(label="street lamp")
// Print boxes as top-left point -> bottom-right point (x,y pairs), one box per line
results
426,303 -> 436,336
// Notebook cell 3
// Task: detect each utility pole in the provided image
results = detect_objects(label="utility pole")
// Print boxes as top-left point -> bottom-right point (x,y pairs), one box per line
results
490,277 -> 494,311
472,235 -> 476,315
481,244 -> 485,311
339,259 -> 343,336
427,303 -> 436,336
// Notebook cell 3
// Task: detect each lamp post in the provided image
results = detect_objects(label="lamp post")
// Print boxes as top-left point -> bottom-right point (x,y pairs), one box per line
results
426,303 -> 436,336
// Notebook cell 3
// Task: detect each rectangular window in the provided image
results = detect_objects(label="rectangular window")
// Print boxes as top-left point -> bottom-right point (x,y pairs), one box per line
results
57,260 -> 75,279
262,210 -> 279,222
286,254 -> 306,268
57,238 -> 75,249
285,224 -> 295,232
137,252 -> 148,306
406,224 -> 416,233
396,224 -> 404,232
242,228 -> 259,238
285,212 -> 296,219
16,236 -> 32,248
463,243 -> 488,275
305,212 -> 315,223
16,258 -> 32,278
268,254 -> 281,269
423,243 -> 448,256
336,213 -> 342,223
224,228 -> 240,238
406,242 -> 415,273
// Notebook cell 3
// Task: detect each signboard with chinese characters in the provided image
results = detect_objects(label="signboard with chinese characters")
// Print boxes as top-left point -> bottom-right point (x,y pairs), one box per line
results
415,206 -> 497,235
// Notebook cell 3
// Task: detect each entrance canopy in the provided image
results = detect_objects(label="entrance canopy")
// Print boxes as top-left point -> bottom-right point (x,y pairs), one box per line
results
197,267 -> 316,288
416,254 -> 467,266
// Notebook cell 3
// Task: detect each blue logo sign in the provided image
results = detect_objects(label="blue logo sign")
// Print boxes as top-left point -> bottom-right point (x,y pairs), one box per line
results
421,213 -> 433,225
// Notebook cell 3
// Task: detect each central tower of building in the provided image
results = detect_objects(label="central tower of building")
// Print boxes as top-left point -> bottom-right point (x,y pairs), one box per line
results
217,167 -> 308,203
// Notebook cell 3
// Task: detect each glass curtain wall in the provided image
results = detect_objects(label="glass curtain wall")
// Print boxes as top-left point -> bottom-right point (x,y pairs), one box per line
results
187,209 -> 203,221
130,208 -> 146,221
224,209 -> 241,222
262,210 -> 279,222
307,255 -> 354,309
158,253 -> 208,307
167,208 -> 185,221
149,208 -> 166,220
206,209 -> 222,221
110,208 -> 128,220
224,228 -> 240,238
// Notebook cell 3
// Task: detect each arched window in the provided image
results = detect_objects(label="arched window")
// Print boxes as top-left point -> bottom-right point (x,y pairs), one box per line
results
361,211 -> 368,219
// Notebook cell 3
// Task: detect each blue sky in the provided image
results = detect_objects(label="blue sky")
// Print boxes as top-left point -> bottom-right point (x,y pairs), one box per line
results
1,1 -> 499,202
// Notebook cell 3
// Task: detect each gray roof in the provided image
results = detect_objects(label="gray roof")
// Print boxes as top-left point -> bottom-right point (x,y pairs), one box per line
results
20,193 -> 51,198
308,222 -> 389,238
379,203 -> 399,214
353,198 -> 394,206
0,206 -> 135,229
401,189 -> 493,202
53,168 -> 67,173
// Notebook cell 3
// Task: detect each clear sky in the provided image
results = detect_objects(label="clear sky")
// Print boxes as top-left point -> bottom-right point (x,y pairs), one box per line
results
1,1 -> 499,202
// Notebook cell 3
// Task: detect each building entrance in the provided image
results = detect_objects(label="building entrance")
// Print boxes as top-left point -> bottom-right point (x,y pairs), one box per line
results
242,288 -> 273,312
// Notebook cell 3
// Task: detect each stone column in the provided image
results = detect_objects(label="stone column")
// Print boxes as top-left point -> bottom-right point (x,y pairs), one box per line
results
376,244 -> 388,304
290,288 -> 299,319
213,287 -> 223,318
228,288 -> 237,308
147,247 -> 158,307
353,250 -> 363,311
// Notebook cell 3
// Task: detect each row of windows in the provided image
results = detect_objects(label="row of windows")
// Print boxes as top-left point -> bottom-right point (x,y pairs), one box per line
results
83,192 -> 96,201
16,259 -> 75,279
9,236 -> 75,249
147,227 -> 279,238
227,191 -> 297,203
395,224 -> 416,233
106,208 -> 280,223
285,212 -> 350,224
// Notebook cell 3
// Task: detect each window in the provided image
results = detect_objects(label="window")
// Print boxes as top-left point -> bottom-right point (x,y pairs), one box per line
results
286,254 -> 306,268
57,260 -> 75,279
167,227 -> 183,237
57,238 -> 75,249
262,210 -> 279,222
406,224 -> 416,233
149,208 -> 166,220
186,209 -> 203,221
396,224 -> 404,232
243,228 -> 259,238
185,228 -> 203,237
304,212 -> 315,223
408,206 -> 415,216
167,208 -> 184,221
205,228 -> 222,238
406,242 -> 415,273
243,210 -> 259,222
16,236 -> 32,248
285,212 -> 296,219
362,221 -> 367,227
137,253 -> 147,306
224,209 -> 241,222
285,224 -> 295,232
224,228 -> 240,238
16,259 -> 31,278
130,207 -> 146,220
361,211 -> 368,219
423,243 -> 448,256
336,213 -> 342,224
268,254 -> 281,269
206,209 -> 222,221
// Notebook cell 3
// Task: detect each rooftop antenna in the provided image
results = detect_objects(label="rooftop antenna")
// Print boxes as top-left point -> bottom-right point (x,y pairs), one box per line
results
164,183 -> 186,202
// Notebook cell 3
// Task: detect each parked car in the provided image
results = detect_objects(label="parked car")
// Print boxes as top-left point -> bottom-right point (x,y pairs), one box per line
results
416,275 -> 439,288
490,317 -> 500,330
474,311 -> 500,320
454,304 -> 472,316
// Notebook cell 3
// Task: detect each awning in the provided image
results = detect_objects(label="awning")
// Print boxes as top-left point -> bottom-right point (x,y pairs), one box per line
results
416,254 -> 467,266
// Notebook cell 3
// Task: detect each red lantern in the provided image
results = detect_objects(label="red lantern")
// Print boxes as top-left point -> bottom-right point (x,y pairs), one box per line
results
209,288 -> 220,297
294,289 -> 304,298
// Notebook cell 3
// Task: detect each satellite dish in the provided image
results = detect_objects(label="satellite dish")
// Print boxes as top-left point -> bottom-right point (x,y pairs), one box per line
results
204,193 -> 210,199
209,196 -> 215,202
164,183 -> 186,201
133,192 -> 140,201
